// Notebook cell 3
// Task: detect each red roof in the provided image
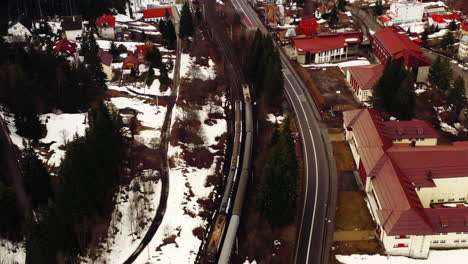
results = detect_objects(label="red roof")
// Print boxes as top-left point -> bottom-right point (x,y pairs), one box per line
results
344,109 -> 468,235
347,64 -> 384,90
373,26 -> 431,67
461,21 -> 468,31
53,39 -> 77,56
378,15 -> 392,23
143,8 -> 172,19
430,13 -> 461,23
135,41 -> 154,62
96,14 -> 116,28
382,120 -> 439,140
297,19 -> 319,36
98,49 -> 113,66
123,53 -> 138,68
293,32 -> 363,54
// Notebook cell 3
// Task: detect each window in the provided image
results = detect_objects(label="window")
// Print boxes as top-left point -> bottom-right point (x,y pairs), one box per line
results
440,240 -> 446,243
393,243 -> 408,248
457,232 -> 462,234
449,198 -> 455,202
433,240 -> 439,243
431,200 -> 434,203
417,187 -> 421,191
398,139 -> 403,142
438,199 -> 445,202
462,240 -> 467,243
464,232 -> 468,234
395,235 -> 410,239
461,198 -> 466,201
442,233 -> 448,235
421,138 -> 425,141
455,240 -> 460,243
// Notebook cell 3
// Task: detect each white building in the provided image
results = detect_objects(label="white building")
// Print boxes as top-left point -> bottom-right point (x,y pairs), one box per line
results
459,35 -> 468,62
61,16 -> 83,41
344,108 -> 468,259
7,21 -> 31,42
378,0 -> 445,27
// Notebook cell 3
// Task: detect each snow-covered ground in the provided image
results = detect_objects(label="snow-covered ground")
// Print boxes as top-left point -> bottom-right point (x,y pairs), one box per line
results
0,239 -> 25,264
39,113 -> 88,167
130,54 -> 226,263
266,113 -> 285,124
303,57 -> 370,69
109,96 -> 166,148
337,249 -> 468,264
180,53 -> 217,81
428,29 -> 448,39
84,170 -> 161,263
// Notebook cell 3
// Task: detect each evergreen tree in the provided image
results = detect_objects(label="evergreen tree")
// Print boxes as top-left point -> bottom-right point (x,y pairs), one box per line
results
159,19 -> 167,38
195,7 -> 202,21
372,59 -> 405,112
21,141 -> 53,208
374,0 -> 384,16
391,73 -> 416,120
109,41 -> 120,60
441,31 -> 456,49
328,7 -> 339,28
160,64 -> 170,85
179,2 -> 194,39
0,182 -> 22,240
421,28 -> 429,43
146,67 -> 155,88
337,0 -> 347,12
448,76 -> 467,115
146,47 -> 162,68
448,19 -> 458,31
429,56 -> 452,91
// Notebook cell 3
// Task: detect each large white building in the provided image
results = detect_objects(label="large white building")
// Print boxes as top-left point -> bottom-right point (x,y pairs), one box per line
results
344,109 -> 468,259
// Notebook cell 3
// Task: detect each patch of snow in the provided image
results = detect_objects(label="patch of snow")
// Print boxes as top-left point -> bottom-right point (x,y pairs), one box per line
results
266,113 -> 285,123
115,14 -> 134,22
304,57 -> 370,69
39,113 -> 88,167
180,54 -> 217,81
0,110 -> 26,149
243,259 -> 258,264
96,40 -> 144,52
345,38 -> 359,42
345,11 -> 352,17
440,122 -> 459,135
428,29 -> 448,39
217,0 -> 225,5
0,239 -> 25,264
337,249 -> 468,264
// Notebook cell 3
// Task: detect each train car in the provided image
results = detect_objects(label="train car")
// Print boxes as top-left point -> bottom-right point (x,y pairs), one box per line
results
242,84 -> 251,103
217,215 -> 239,264
206,213 -> 228,263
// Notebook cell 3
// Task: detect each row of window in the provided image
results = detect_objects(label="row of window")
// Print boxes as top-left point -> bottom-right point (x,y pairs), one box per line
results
431,197 -> 466,203
433,239 -> 467,244
435,232 -> 468,235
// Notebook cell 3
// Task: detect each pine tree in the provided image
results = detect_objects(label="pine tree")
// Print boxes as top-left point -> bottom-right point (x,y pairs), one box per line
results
374,0 -> 383,16
165,20 -> 177,49
448,76 -> 467,115
179,2 -> 194,39
441,31 -> 456,49
328,7 -> 339,28
421,28 -> 429,43
372,59 -> 405,112
195,7 -> 202,21
146,47 -> 162,68
391,73 -> 416,120
429,56 -> 452,91
146,67 -> 155,88
109,41 -> 120,60
21,141 -> 53,208
159,64 -> 170,85
337,0 -> 347,12
448,19 -> 458,31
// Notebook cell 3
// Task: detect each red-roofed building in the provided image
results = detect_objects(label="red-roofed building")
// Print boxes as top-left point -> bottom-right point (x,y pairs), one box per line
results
460,21 -> 468,36
135,41 -> 154,63
297,18 -> 319,36
345,64 -> 384,102
143,8 -> 173,22
372,27 -> 431,82
344,108 -> 468,258
292,32 -> 363,64
428,13 -> 461,29
123,52 -> 138,69
98,49 -> 113,80
53,39 -> 77,56
96,14 -> 116,39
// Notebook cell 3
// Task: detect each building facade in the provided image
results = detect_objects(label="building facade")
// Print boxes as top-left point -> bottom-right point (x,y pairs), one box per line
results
345,64 -> 384,102
459,35 -> 468,62
61,16 -> 83,41
96,15 -> 116,39
344,109 -> 468,259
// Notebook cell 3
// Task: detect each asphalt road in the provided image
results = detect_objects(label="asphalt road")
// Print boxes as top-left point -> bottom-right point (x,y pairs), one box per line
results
231,1 -> 335,264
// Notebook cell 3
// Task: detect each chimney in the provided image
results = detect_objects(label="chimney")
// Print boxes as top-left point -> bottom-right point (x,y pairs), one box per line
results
426,169 -> 433,180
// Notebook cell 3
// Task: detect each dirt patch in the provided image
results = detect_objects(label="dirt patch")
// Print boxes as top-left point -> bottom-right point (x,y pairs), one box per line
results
332,141 -> 356,171
182,146 -> 214,169
331,240 -> 385,263
335,191 -> 375,231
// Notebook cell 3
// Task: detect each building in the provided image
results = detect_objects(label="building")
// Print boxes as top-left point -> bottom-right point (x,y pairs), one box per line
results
99,49 -> 113,80
460,21 -> 468,36
459,35 -> 468,62
7,19 -> 32,42
378,0 -> 426,26
96,14 -> 116,39
143,8 -> 173,22
297,17 -> 319,36
371,27 -> 431,82
292,32 -> 363,64
123,53 -> 139,69
344,108 -> 468,259
423,4 -> 446,17
53,39 -> 77,56
135,41 -> 154,63
428,14 -> 461,29
345,64 -> 384,102
61,16 -> 83,41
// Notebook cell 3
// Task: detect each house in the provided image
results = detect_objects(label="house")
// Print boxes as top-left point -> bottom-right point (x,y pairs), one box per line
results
118,44 -> 128,54
143,8 -> 173,22
7,19 -> 32,43
459,35 -> 468,62
61,16 -> 83,41
378,0 -> 426,26
345,64 -> 384,102
460,21 -> 468,36
371,26 -> 431,82
123,53 -> 139,69
381,119 -> 440,146
314,4 -> 334,19
344,108 -> 468,259
296,17 -> 319,36
53,39 -> 77,56
292,32 -> 363,64
99,49 -> 113,80
136,41 -> 154,62
428,14 -> 461,29
423,4 -> 446,17
96,14 -> 116,39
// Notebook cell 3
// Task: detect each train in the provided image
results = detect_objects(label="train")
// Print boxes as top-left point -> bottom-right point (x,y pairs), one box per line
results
205,85 -> 253,263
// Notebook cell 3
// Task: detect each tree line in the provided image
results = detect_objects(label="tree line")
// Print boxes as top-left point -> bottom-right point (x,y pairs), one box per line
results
24,101 -> 125,263
256,118 -> 298,226
0,36 -> 106,141
247,30 -> 283,102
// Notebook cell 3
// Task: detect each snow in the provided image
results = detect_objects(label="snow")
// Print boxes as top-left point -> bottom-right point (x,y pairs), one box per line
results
345,38 -> 359,42
303,57 -> 370,69
337,249 -> 468,264
115,14 -> 134,22
96,40 -> 144,52
109,96 -> 166,148
217,0 -> 225,5
243,260 -> 258,264
266,113 -> 285,123
39,113 -> 88,167
428,29 -> 448,39
345,11 -> 352,17
398,22 -> 426,34
180,53 -> 217,81
0,239 -> 25,264
0,110 -> 26,149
